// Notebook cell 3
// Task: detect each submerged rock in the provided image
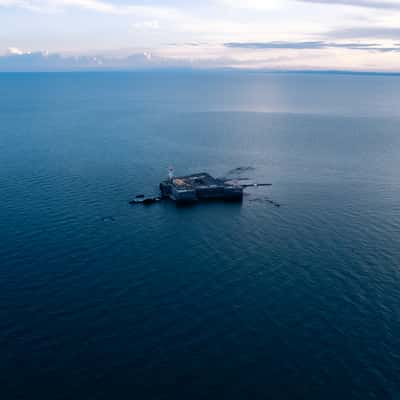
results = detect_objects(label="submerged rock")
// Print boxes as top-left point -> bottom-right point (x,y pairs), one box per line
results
226,166 -> 255,175
102,216 -> 116,222
129,196 -> 161,205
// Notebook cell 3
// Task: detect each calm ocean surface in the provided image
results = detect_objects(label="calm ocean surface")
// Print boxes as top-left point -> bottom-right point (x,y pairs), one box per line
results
1,71 -> 400,399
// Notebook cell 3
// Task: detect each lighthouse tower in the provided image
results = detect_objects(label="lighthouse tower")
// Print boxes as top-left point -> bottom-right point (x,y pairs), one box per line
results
168,166 -> 174,182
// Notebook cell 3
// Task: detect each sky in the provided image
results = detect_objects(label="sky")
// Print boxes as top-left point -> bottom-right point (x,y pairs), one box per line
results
1,0 -> 400,71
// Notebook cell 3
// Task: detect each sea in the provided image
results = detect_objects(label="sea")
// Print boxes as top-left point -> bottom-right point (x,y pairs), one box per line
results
1,71 -> 400,399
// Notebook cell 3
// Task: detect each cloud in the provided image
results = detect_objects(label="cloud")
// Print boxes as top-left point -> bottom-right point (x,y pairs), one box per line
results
326,27 -> 400,39
225,41 -> 400,52
218,0 -> 284,10
219,0 -> 400,11
6,47 -> 29,55
0,0 -> 180,18
295,0 -> 400,10
1,46 -> 400,72
131,20 -> 160,30
0,51 -> 148,71
226,41 -> 326,49
0,48 -> 306,71
0,50 -> 235,71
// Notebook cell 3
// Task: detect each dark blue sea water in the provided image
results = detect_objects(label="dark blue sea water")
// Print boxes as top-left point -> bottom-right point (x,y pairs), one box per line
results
1,71 -> 400,399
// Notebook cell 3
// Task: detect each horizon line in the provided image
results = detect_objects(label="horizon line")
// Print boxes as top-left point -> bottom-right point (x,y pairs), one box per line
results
1,68 -> 400,76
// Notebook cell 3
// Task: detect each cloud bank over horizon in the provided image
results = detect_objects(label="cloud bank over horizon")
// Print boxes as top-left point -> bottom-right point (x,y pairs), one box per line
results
0,49 -> 244,71
1,0 -> 400,71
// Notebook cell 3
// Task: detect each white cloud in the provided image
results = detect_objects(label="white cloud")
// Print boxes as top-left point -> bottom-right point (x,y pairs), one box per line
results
6,46 -> 29,55
218,0 -> 287,10
131,20 -> 160,30
0,0 -> 180,18
296,0 -> 400,10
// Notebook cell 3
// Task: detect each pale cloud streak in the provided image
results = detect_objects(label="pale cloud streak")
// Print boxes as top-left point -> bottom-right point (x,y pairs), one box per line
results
217,0 -> 287,10
6,46 -> 29,55
225,41 -> 400,52
326,27 -> 400,39
0,0 -> 180,17
296,0 -> 400,10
